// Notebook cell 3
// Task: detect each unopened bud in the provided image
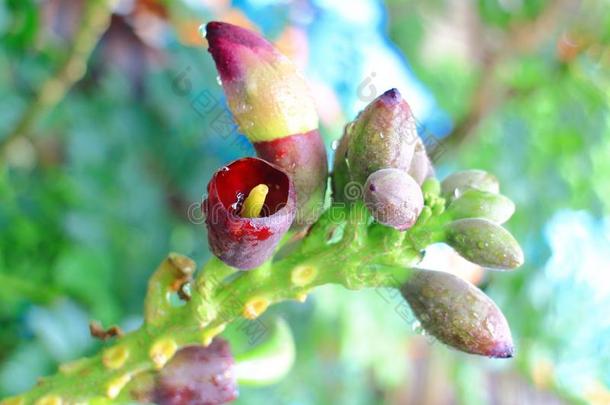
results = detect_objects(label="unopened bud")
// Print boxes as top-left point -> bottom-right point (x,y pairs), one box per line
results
364,169 -> 424,231
401,269 -> 514,358
441,170 -> 500,199
447,189 -> 515,224
446,218 -> 524,270
347,89 -> 417,184
154,339 -> 237,405
407,139 -> 432,185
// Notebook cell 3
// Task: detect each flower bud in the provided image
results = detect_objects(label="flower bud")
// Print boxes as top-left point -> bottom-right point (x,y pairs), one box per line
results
446,218 -> 524,270
447,189 -> 515,224
346,88 -> 418,184
401,269 -> 514,358
407,138 -> 432,185
203,157 -> 296,270
363,168 -> 424,231
205,22 -> 317,142
154,339 -> 238,405
441,170 -> 500,200
331,127 -> 352,202
206,22 -> 327,228
254,130 -> 327,228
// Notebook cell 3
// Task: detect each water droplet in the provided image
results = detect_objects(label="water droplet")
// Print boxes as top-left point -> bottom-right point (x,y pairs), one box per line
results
379,132 -> 385,139
484,317 -> 496,336
216,75 -> 222,86
198,23 -> 207,39
235,102 -> 253,114
239,120 -> 254,131
331,140 -> 339,150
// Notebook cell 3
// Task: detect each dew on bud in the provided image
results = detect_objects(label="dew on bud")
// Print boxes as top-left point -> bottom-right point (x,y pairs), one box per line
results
363,168 -> 424,231
401,269 -> 514,358
347,89 -> 417,184
198,23 -> 207,39
446,218 -> 524,270
441,170 -> 500,200
447,189 -> 515,224
154,340 -> 238,405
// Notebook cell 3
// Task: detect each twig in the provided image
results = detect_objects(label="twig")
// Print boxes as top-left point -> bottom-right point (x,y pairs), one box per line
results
0,0 -> 113,156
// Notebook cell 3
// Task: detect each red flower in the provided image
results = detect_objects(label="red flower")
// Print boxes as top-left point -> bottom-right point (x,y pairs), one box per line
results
203,157 -> 296,270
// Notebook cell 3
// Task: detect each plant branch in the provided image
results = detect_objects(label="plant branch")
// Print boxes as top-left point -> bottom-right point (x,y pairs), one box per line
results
3,202 -> 447,404
0,0 -> 112,157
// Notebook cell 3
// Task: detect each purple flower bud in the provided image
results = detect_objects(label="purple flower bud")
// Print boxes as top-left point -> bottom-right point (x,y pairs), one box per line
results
363,168 -> 424,231
203,157 -> 296,270
154,339 -> 238,405
401,269 -> 514,358
407,139 -> 432,185
347,89 -> 417,184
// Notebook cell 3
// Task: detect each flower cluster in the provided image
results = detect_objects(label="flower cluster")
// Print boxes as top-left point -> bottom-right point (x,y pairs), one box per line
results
1,21 -> 524,405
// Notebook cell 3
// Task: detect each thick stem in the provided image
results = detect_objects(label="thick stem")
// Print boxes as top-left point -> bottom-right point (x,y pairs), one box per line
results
2,202 -> 446,404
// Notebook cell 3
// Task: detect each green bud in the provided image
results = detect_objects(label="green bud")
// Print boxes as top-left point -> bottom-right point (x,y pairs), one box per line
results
447,189 -> 515,224
446,218 -> 524,270
346,89 -> 417,184
401,269 -> 514,358
441,170 -> 499,200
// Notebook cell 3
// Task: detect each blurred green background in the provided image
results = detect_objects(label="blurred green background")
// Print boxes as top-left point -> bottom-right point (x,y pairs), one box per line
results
1,0 -> 609,404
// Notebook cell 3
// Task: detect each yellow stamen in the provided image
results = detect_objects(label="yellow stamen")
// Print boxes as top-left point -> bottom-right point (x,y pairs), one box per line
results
240,184 -> 269,218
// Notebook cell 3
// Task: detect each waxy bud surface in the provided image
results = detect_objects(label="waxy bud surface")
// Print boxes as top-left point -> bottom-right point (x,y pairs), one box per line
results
363,168 -> 424,231
203,157 -> 296,270
401,269 -> 514,358
441,169 -> 500,199
346,88 -> 418,184
206,22 -> 327,227
154,339 -> 238,405
447,189 -> 515,224
446,218 -> 524,270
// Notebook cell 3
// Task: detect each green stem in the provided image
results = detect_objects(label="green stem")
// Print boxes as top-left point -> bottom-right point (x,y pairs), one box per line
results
2,202 -> 447,404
